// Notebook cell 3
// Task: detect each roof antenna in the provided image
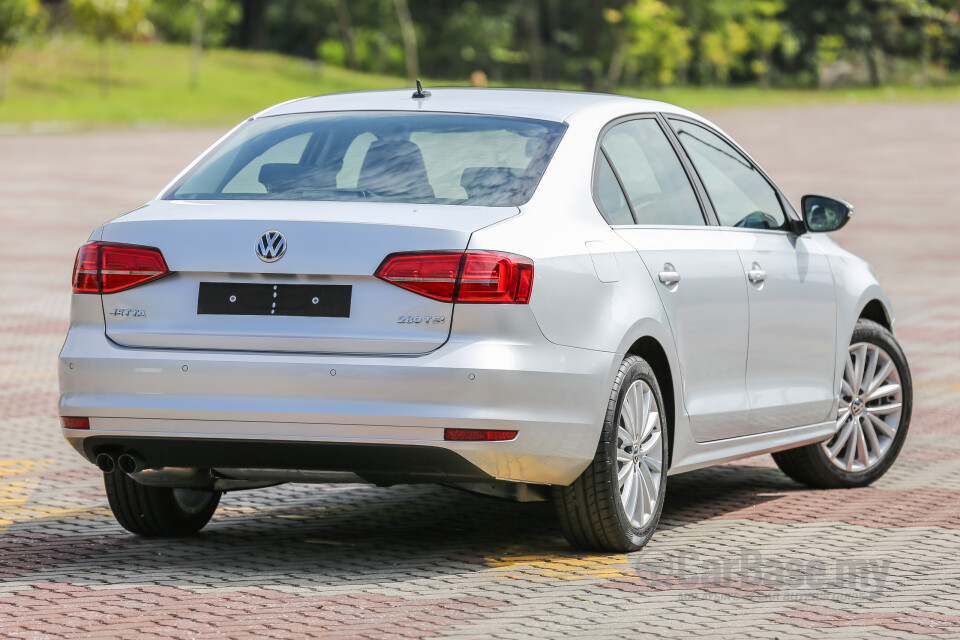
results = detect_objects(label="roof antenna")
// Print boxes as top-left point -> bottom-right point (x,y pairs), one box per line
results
412,79 -> 431,99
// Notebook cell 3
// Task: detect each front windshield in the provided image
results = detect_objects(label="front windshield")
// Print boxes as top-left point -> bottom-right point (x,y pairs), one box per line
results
164,112 -> 567,207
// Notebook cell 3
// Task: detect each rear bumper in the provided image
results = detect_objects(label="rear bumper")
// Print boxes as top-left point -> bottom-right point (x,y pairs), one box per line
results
59,319 -> 618,485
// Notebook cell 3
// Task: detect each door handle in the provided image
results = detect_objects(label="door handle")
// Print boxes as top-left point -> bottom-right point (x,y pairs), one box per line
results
658,264 -> 681,286
747,263 -> 767,284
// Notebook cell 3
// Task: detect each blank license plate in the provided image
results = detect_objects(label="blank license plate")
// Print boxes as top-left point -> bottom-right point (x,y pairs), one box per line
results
197,283 -> 351,317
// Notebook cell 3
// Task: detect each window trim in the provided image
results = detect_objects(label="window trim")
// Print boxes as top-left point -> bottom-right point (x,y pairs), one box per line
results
662,114 -> 803,235
591,113 -> 716,228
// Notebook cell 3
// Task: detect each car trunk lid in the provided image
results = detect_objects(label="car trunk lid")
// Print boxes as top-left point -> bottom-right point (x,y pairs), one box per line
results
99,200 -> 518,355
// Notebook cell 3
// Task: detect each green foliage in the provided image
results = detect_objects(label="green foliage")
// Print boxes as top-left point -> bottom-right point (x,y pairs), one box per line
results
148,0 -> 239,47
0,0 -> 46,100
0,0 -> 46,57
5,0 -> 960,101
70,0 -> 153,43
622,0 -> 692,86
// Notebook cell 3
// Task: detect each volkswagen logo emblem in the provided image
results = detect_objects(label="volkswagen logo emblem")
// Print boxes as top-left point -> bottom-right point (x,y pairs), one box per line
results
256,230 -> 287,263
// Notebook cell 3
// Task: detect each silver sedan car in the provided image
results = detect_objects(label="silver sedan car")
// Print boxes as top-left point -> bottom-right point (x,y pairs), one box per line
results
59,88 -> 911,551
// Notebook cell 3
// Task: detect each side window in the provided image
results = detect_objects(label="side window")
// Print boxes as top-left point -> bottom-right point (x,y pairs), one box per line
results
599,119 -> 705,226
668,119 -> 786,230
594,153 -> 633,225
222,133 -> 312,194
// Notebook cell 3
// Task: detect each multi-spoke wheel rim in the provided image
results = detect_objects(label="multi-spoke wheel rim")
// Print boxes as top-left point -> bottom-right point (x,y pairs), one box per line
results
616,380 -> 663,528
823,342 -> 902,472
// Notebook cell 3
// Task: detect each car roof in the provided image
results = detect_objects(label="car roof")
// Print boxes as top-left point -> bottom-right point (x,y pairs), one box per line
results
255,88 -> 698,123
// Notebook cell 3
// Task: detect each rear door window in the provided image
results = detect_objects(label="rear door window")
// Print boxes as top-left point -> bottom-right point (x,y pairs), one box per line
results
598,119 -> 705,226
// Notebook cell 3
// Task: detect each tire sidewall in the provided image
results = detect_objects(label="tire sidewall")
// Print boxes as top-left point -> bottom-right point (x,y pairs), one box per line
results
606,357 -> 669,549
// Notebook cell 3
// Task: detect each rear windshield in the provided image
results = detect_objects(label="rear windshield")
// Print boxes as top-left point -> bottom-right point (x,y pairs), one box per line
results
164,112 -> 567,206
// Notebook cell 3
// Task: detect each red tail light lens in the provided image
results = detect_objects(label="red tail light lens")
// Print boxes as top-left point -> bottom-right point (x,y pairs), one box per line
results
376,251 -> 533,304
72,242 -> 169,294
60,417 -> 90,430
444,428 -> 518,441
373,252 -> 463,302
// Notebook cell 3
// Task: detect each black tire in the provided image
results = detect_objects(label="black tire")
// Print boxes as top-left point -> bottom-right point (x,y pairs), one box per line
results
553,355 -> 669,552
773,319 -> 912,489
104,471 -> 221,537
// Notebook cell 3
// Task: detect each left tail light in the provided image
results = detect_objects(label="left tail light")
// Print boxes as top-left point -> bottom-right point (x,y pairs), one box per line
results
72,242 -> 169,294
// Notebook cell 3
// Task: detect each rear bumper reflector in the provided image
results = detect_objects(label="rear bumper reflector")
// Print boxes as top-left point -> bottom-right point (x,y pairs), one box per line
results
61,417 -> 90,430
444,428 -> 518,441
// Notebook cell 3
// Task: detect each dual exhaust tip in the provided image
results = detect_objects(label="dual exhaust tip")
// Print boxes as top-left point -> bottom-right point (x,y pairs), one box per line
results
95,452 -> 145,475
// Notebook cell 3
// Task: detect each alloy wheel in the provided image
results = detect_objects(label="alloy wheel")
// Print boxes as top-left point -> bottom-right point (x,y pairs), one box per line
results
616,380 -> 664,527
823,342 -> 903,472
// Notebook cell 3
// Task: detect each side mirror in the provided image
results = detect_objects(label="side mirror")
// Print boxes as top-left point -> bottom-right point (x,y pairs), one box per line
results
802,195 -> 853,233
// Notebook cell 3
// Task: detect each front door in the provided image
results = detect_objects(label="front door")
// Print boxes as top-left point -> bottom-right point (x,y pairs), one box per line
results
667,117 -> 838,434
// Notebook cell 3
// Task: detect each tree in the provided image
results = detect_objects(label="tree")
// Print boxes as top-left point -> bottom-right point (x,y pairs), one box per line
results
330,0 -> 356,69
149,0 -> 239,89
392,0 -> 418,80
70,0 -> 153,96
611,0 -> 691,90
237,0 -> 269,49
0,0 -> 46,101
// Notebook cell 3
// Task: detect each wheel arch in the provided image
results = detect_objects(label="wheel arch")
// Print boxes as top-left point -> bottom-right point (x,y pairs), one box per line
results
625,334 -> 677,469
859,298 -> 892,331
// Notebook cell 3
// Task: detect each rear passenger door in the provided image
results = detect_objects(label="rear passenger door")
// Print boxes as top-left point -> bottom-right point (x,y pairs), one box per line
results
667,117 -> 838,433
596,116 -> 752,442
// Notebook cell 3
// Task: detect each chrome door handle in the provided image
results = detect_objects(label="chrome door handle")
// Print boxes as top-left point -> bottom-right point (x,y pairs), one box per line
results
747,264 -> 767,284
658,265 -> 681,286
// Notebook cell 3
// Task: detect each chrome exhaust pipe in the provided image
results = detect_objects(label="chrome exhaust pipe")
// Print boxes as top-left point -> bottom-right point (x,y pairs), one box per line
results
117,453 -> 146,475
128,467 -> 212,488
95,453 -> 116,473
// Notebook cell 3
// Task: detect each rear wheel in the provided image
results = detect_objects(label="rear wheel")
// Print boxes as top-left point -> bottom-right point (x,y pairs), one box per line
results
773,319 -> 912,488
553,355 -> 668,552
104,470 -> 221,536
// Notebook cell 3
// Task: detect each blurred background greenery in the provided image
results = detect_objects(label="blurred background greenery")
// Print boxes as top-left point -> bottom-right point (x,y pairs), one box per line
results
1,0 -> 958,127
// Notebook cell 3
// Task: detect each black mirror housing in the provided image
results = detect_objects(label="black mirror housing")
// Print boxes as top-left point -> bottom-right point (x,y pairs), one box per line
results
802,195 -> 853,233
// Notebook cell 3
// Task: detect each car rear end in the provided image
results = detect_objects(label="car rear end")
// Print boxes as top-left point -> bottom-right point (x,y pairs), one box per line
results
58,106 -> 615,488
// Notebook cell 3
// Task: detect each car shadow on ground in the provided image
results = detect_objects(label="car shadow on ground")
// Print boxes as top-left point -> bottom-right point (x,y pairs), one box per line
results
0,459 -> 811,588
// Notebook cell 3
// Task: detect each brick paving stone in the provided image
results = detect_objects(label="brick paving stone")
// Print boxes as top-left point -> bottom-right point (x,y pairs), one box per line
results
1,102 -> 960,637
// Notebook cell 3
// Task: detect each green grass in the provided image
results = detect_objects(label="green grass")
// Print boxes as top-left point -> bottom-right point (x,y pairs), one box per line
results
1,37 -> 959,129
0,37 -> 408,128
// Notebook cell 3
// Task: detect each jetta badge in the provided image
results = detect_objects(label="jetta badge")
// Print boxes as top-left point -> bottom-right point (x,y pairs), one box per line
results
256,230 -> 287,263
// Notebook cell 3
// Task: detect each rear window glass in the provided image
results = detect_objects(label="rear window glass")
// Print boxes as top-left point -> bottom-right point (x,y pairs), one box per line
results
164,112 -> 567,207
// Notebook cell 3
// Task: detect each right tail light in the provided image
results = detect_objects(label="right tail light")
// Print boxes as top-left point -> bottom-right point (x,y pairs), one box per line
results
375,250 -> 533,304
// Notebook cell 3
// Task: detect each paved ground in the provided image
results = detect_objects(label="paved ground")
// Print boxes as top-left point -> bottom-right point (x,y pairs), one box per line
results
1,102 -> 959,639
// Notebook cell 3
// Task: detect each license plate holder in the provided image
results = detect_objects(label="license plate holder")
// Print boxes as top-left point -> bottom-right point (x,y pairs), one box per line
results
197,283 -> 352,318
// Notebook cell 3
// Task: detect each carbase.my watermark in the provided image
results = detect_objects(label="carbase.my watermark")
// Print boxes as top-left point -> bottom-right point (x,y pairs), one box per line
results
635,549 -> 890,598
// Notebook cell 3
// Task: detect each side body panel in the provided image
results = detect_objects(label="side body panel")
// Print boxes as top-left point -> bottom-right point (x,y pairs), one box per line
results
616,227 -> 751,440
723,228 -> 839,434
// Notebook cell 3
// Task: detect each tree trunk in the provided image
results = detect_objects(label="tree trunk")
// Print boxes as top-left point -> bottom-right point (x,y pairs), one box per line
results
393,0 -> 419,80
601,26 -> 625,92
239,0 -> 270,50
333,0 -> 357,69
189,1 -> 206,90
525,0 -> 543,87
581,0 -> 602,91
864,46 -> 881,87
100,40 -> 110,97
0,58 -> 8,102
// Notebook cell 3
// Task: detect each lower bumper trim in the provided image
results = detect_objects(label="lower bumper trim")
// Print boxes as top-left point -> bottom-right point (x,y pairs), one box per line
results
81,436 -> 494,486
